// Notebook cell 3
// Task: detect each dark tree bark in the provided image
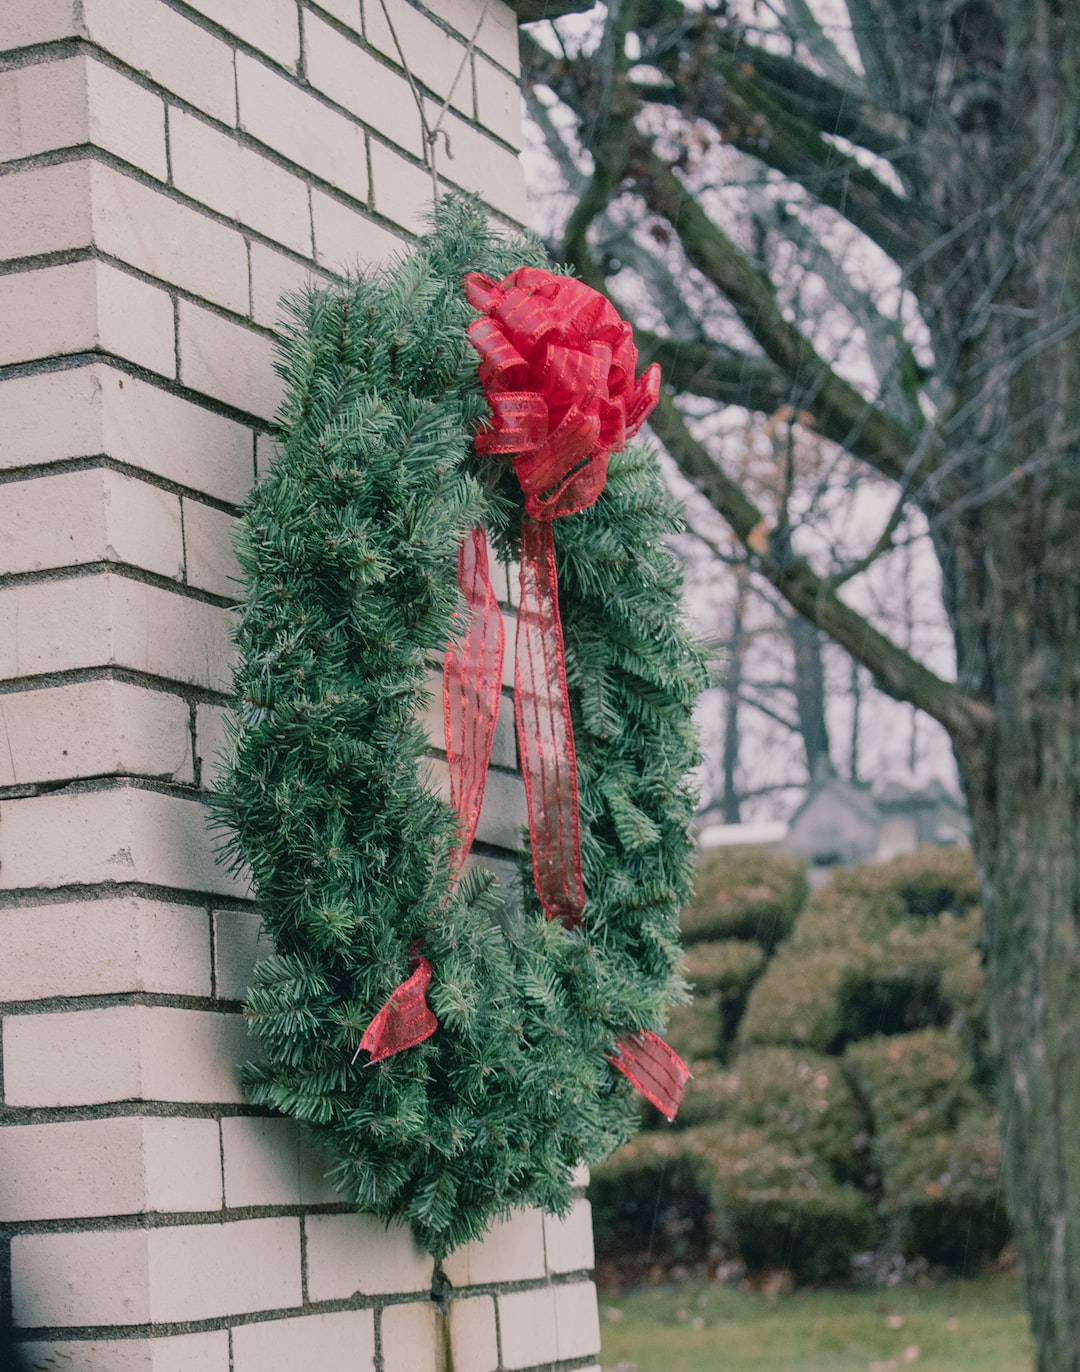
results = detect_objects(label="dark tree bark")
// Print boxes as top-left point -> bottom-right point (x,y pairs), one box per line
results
523,1 -> 1080,1363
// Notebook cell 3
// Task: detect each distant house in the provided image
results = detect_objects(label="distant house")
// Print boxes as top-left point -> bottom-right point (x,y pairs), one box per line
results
698,768 -> 970,880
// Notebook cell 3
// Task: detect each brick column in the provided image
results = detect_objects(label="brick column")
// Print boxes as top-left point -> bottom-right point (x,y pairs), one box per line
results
0,3 -> 600,1368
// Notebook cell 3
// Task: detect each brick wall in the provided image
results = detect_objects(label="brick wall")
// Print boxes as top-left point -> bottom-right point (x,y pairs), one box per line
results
0,2 -> 601,1368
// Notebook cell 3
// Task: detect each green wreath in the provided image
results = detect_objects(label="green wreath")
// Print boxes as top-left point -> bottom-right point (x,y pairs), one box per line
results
216,199 -> 705,1259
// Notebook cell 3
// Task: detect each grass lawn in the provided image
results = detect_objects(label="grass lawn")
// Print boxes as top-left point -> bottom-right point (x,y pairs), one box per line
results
598,1275 -> 1033,1372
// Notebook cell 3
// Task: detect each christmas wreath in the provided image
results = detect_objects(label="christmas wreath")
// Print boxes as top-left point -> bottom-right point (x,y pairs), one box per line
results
216,199 -> 705,1258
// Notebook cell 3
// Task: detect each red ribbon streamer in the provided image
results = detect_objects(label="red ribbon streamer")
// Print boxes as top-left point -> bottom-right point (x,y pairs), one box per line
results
356,267 -> 688,1119
444,528 -> 506,875
609,1032 -> 691,1121
357,954 -> 437,1064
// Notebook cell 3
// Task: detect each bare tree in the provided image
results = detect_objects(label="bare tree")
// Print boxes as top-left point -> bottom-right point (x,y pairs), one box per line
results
520,0 -> 1080,1364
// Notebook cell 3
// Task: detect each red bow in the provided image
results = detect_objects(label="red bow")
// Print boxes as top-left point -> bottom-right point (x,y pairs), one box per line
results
357,268 -> 687,1121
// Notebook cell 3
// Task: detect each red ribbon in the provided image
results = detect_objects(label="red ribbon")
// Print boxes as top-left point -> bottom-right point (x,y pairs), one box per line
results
609,1032 -> 692,1122
356,953 -> 437,1064
356,267 -> 688,1119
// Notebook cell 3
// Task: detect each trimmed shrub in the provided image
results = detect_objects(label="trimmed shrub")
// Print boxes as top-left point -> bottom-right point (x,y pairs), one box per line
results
682,847 -> 808,948
844,1030 -> 1006,1270
683,938 -> 765,1044
665,992 -> 724,1066
677,1047 -> 863,1181
588,1129 -> 712,1263
685,1124 -> 877,1282
888,1111 -> 1008,1268
738,944 -> 852,1052
831,847 -> 979,917
844,1028 -> 979,1137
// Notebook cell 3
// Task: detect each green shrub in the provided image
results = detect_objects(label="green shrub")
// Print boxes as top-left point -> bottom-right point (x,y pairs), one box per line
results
684,1124 -> 877,1282
888,1110 -> 1008,1269
843,1028 -> 979,1137
681,847 -> 808,948
738,945 -> 852,1052
831,848 -> 979,917
588,1130 -> 712,1262
678,1048 -> 863,1181
665,992 -> 724,1066
843,1030 -> 1007,1270
741,889 -> 983,1053
683,939 -> 765,1043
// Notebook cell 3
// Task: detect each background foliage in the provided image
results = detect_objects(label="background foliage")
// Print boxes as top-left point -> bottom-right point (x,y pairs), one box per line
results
590,845 -> 1008,1284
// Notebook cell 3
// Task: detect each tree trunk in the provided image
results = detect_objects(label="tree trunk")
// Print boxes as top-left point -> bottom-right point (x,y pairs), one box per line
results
789,612 -> 831,780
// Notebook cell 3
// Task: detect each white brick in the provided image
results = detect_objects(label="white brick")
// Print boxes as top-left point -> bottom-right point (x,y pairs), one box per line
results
236,53 -> 367,201
369,137 -> 440,236
0,1117 -> 221,1221
304,1214 -> 433,1299
255,431 -> 278,479
221,1116 -> 339,1207
196,701 -> 232,789
0,258 -> 175,375
364,0 -> 472,115
474,54 -> 523,150
0,158 -> 93,259
0,55 -> 168,179
92,161 -> 250,314
0,366 -> 254,506
0,0 -> 79,50
318,0 -> 361,30
0,1118 -> 145,1222
0,784 -> 247,898
381,1301 -> 436,1372
0,679 -> 192,787
86,52 -> 170,178
304,12 -> 423,158
0,573 -> 235,690
214,906 -> 270,998
233,1311 -> 375,1372
2,1004 -> 252,1106
179,300 -> 282,421
98,368 -> 255,504
183,498 -> 241,598
250,241 -> 324,328
544,1196 -> 595,1273
554,1280 -> 602,1361
420,668 -> 516,768
19,1332 -> 230,1372
425,0 -> 519,72
149,1218 -> 303,1322
0,896 -> 212,1000
82,0 -> 237,125
311,188 -> 408,271
448,1294 -> 499,1372
423,99 -> 526,223
442,1207 -> 545,1286
426,755 -> 526,850
13,1219 -> 302,1327
497,1285 -> 558,1370
1,467 -> 183,579
142,1117 -> 225,1211
170,108 -> 313,256
12,1228 -> 152,1328
183,0 -> 302,71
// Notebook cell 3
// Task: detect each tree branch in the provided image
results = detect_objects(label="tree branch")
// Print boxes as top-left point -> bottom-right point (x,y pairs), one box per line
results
629,148 -> 947,503
647,390 -> 993,747
634,332 -> 791,412
632,57 -> 931,268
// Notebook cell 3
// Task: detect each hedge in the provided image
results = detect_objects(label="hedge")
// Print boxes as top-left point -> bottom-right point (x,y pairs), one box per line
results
681,847 -> 808,948
677,1047 -> 863,1182
682,938 -> 765,1046
843,1030 -> 1007,1269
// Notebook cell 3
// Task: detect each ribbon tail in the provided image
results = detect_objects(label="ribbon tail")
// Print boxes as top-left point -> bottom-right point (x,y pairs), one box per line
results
609,1031 -> 690,1121
514,517 -> 585,929
357,956 -> 438,1064
443,527 -> 506,879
